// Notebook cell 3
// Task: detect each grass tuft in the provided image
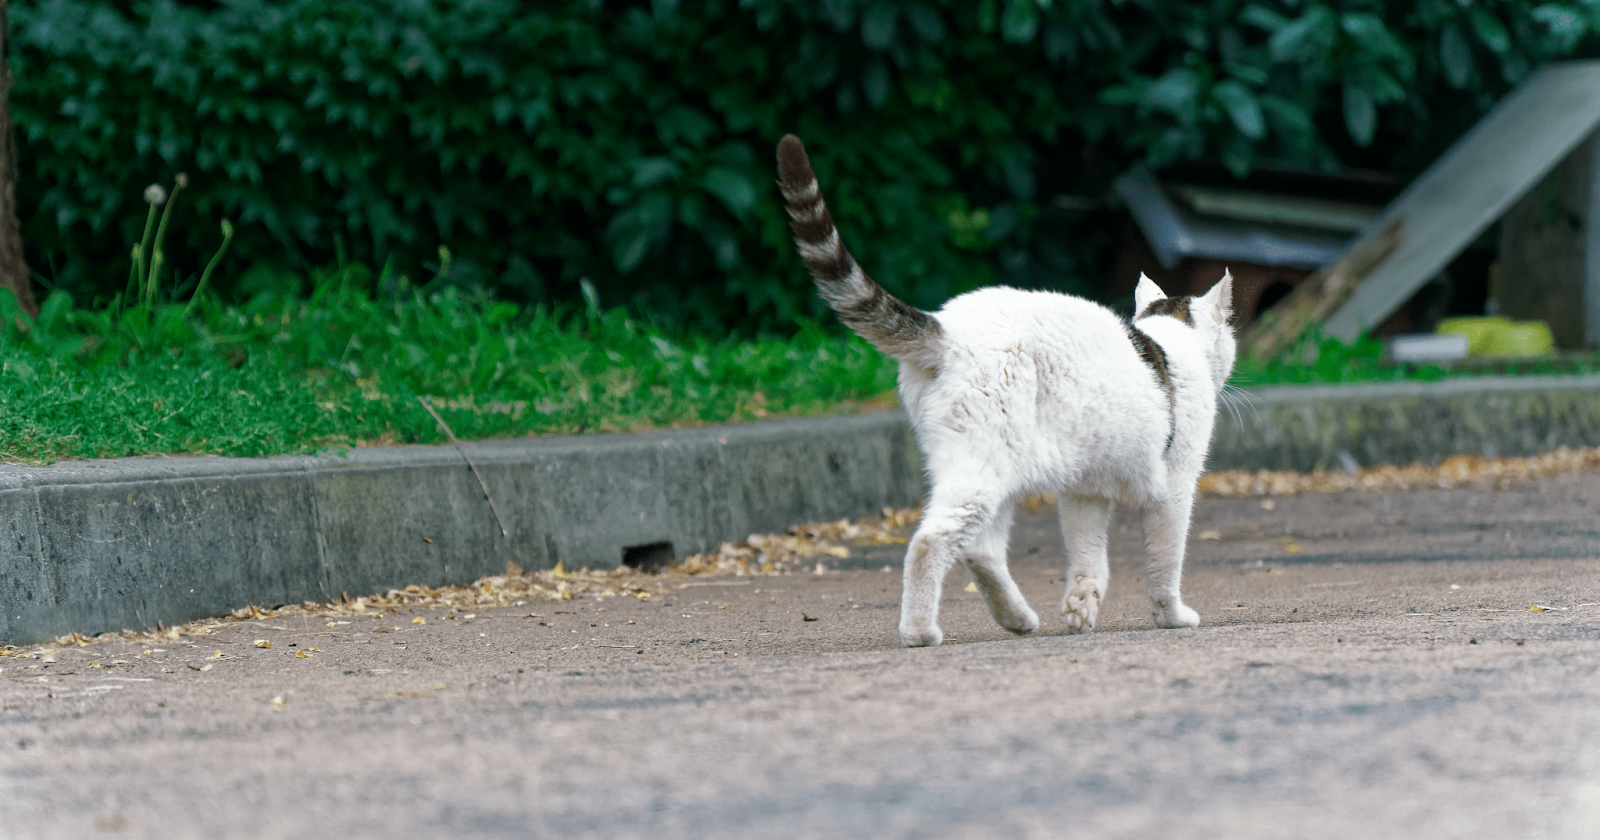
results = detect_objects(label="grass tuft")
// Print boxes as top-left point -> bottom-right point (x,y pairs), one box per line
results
8,259 -> 1598,466
0,262 -> 897,464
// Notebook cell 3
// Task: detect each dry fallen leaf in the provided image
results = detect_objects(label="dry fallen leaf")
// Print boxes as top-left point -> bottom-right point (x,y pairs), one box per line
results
412,617 -> 426,625
963,582 -> 978,593
294,649 -> 314,658
802,613 -> 817,622
253,640 -> 272,649
207,649 -> 224,660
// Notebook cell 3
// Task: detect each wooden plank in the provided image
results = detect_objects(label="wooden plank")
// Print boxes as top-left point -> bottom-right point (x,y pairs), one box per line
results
1322,61 -> 1600,340
1240,220 -> 1404,363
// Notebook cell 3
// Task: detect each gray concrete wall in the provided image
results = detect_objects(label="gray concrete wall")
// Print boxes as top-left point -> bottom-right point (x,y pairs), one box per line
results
1210,375 -> 1600,472
0,413 -> 924,646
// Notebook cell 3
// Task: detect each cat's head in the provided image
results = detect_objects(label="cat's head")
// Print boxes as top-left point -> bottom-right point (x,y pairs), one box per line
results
1133,271 -> 1236,394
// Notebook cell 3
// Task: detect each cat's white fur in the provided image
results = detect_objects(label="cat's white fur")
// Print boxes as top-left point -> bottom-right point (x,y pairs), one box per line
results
775,134 -> 1236,646
895,276 -> 1235,646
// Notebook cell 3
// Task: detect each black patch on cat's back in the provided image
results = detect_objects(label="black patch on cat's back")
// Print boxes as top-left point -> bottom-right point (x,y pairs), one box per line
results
1139,295 -> 1194,325
1125,323 -> 1177,451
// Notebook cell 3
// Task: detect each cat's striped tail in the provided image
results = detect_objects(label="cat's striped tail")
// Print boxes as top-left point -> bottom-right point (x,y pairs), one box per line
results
776,134 -> 943,371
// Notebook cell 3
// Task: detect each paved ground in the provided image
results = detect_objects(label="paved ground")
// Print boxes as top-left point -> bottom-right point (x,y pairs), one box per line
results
4,473 -> 1600,838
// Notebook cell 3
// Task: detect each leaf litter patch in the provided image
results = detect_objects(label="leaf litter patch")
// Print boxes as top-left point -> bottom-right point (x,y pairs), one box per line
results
8,445 -> 1599,659
1198,445 -> 1600,497
0,506 -> 924,659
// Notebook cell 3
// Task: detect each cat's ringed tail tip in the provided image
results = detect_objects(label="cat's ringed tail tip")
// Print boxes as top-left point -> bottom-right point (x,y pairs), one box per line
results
776,134 -> 814,188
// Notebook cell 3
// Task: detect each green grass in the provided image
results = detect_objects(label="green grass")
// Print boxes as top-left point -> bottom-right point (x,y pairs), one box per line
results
8,257 -> 1598,466
1236,330 -> 1600,388
0,262 -> 898,463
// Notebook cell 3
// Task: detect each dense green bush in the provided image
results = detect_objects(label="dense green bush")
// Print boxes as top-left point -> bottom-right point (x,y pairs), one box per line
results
11,1 -> 1600,330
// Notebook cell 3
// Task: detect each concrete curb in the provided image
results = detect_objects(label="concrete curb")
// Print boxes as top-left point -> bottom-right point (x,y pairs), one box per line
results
0,412 -> 924,646
1211,374 -> 1600,471
5,373 -> 1600,645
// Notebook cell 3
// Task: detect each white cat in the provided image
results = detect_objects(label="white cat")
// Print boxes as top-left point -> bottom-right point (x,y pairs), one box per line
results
776,135 -> 1236,647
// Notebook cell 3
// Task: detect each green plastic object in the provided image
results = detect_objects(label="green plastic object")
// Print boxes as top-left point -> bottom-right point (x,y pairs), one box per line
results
1435,316 -> 1554,357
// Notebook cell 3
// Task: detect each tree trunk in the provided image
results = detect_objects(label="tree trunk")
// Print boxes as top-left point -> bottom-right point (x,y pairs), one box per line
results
0,0 -> 35,317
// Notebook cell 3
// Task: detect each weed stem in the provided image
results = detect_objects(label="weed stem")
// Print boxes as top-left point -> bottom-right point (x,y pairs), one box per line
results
183,220 -> 234,321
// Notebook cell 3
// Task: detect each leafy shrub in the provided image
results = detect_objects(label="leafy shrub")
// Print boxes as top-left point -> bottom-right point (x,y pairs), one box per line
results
10,1 -> 1600,330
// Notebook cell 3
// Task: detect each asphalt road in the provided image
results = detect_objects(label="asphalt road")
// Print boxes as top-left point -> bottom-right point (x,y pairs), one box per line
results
4,472 -> 1600,839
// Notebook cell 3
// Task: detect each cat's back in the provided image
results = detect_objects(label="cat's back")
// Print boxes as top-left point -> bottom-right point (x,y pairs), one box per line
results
934,286 -> 1129,360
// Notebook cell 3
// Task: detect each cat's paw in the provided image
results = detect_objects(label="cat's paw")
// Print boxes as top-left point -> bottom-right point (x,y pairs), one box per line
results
1151,599 -> 1200,629
998,603 -> 1040,636
1060,581 -> 1102,635
899,622 -> 944,647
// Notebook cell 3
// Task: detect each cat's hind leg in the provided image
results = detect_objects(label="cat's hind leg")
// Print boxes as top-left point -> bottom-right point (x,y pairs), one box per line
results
961,503 -> 1039,636
1141,492 -> 1201,629
1058,494 -> 1112,634
900,484 -> 1006,647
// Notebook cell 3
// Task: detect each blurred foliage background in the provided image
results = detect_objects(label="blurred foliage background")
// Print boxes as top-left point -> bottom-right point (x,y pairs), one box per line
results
11,0 -> 1600,332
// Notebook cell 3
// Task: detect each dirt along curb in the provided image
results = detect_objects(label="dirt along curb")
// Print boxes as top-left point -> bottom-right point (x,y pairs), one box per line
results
4,373 -> 1599,646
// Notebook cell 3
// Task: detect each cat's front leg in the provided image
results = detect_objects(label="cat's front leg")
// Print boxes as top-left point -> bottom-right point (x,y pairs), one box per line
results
1057,495 -> 1112,634
1141,492 -> 1201,629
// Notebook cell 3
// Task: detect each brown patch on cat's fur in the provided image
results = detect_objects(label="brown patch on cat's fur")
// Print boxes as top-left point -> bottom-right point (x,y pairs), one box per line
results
1125,323 -> 1176,450
1139,295 -> 1194,325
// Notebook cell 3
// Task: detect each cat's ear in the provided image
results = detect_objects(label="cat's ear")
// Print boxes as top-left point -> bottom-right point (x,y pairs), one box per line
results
1133,273 -> 1166,315
1200,269 -> 1235,324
